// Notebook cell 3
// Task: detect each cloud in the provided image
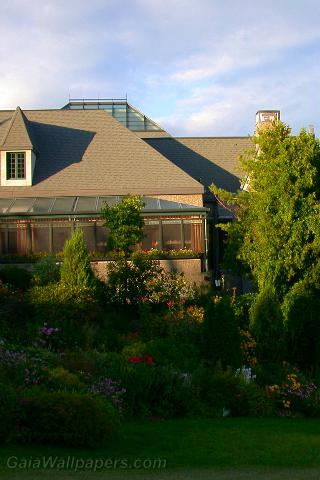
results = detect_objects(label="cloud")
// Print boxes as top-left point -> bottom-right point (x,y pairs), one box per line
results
0,0 -> 320,137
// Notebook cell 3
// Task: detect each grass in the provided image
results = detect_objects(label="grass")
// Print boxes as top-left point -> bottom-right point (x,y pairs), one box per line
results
1,418 -> 320,479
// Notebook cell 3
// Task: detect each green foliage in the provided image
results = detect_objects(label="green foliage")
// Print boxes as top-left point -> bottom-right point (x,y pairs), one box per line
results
282,278 -> 320,369
0,383 -> 19,443
101,195 -> 145,256
19,391 -> 119,447
232,293 -> 257,330
28,283 -> 103,350
0,266 -> 32,290
249,288 -> 286,365
192,365 -> 272,417
105,251 -> 162,305
202,295 -> 241,368
32,256 -> 60,286
0,281 -> 33,344
211,122 -> 320,299
60,228 -> 94,288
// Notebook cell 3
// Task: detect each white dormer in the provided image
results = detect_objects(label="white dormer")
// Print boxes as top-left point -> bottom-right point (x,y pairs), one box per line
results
0,106 -> 36,187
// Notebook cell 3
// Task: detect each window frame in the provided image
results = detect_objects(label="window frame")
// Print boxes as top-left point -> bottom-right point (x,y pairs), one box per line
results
6,152 -> 26,180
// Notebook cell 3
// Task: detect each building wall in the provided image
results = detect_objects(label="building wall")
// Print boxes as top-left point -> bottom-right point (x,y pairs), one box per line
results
155,194 -> 203,207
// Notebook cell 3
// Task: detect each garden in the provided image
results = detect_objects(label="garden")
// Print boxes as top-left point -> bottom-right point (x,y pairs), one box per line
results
2,123 -> 320,478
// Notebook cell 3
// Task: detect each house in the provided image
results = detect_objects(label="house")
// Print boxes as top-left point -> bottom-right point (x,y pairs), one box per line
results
0,98 -> 277,276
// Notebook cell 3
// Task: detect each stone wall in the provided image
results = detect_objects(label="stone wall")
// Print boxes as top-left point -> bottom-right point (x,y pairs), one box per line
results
92,258 -> 208,286
1,258 -> 210,287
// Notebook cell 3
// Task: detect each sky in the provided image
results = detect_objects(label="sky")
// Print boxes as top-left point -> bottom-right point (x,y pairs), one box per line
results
1,0 -> 320,136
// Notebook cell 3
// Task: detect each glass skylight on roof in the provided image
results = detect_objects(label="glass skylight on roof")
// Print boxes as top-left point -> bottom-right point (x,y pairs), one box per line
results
29,198 -> 55,214
0,196 -> 207,216
51,197 -> 76,213
97,196 -> 120,211
75,197 -> 97,213
8,198 -> 35,213
63,99 -> 163,132
0,198 -> 13,213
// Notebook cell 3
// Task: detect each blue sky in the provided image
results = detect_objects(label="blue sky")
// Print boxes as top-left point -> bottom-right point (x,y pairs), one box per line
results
1,0 -> 320,136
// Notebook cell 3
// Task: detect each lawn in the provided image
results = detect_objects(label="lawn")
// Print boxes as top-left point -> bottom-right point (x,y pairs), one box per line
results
1,418 -> 320,479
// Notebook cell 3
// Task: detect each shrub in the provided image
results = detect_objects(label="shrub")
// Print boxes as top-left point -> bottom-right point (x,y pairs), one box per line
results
32,256 -> 60,286
105,252 -> 162,305
0,266 -> 32,290
46,367 -> 84,392
0,383 -> 19,443
0,281 -> 33,344
146,337 -> 201,372
28,283 -> 103,350
202,295 -> 241,368
60,228 -> 94,288
19,391 -> 119,447
283,282 -> 320,369
250,288 -> 286,365
232,293 -> 256,330
192,365 -> 272,417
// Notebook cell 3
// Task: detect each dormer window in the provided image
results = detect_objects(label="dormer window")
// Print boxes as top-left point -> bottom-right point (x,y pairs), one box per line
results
6,152 -> 26,180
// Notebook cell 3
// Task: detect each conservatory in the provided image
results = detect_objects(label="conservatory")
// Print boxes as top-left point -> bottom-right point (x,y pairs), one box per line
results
0,196 -> 208,256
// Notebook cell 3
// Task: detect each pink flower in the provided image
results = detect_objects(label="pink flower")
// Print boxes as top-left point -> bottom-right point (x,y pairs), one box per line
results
167,300 -> 174,309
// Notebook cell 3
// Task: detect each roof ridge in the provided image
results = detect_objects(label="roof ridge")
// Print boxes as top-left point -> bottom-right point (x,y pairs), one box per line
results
1,106 -> 34,149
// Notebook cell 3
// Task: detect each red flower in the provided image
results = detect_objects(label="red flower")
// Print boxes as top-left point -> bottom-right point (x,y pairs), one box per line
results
144,355 -> 154,364
128,356 -> 142,363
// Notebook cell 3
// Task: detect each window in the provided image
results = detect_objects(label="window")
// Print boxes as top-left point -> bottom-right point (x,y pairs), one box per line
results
6,152 -> 25,179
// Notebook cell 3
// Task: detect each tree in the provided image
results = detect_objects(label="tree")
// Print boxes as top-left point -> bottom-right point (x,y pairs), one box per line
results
101,195 -> 145,257
60,228 -> 94,288
211,121 -> 320,300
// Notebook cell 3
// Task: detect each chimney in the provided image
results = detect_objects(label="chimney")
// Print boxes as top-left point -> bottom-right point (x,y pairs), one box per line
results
255,110 -> 280,133
308,125 -> 315,136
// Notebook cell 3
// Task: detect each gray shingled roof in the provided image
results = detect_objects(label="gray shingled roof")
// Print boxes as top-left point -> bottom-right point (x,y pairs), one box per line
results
0,109 -> 203,198
145,137 -> 253,199
1,107 -> 34,150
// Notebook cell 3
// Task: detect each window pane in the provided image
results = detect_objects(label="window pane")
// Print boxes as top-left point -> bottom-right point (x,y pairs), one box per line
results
51,197 -> 76,214
75,197 -> 97,213
0,228 -> 7,254
80,225 -> 96,251
183,220 -> 203,252
0,198 -> 13,213
97,196 -> 118,211
30,198 -> 54,214
96,225 -> 109,252
7,225 -> 27,254
162,220 -> 182,250
31,224 -> 50,253
142,222 -> 160,250
6,152 -> 25,179
52,224 -> 72,253
8,198 -> 34,213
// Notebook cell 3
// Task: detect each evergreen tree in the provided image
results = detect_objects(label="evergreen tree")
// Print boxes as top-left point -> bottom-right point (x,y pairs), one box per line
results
211,121 -> 320,300
60,228 -> 93,288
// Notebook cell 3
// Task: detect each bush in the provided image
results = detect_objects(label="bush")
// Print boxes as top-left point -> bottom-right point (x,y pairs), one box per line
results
0,383 -> 19,443
283,282 -> 320,369
232,293 -> 256,330
19,391 -> 119,447
146,337 -> 201,372
250,288 -> 286,365
32,256 -> 60,286
28,283 -> 104,350
0,266 -> 32,290
192,365 -> 272,417
105,252 -> 162,305
0,282 -> 33,344
202,295 -> 241,368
